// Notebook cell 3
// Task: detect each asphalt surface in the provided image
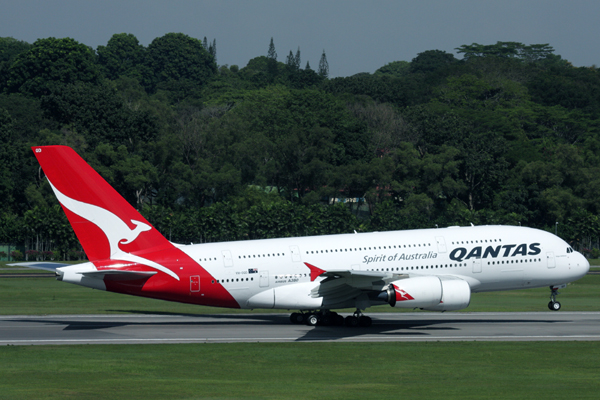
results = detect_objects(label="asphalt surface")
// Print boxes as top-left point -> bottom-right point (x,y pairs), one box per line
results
1,312 -> 599,345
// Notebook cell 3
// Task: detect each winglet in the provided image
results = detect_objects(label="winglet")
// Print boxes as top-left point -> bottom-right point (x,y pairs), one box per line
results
304,262 -> 326,282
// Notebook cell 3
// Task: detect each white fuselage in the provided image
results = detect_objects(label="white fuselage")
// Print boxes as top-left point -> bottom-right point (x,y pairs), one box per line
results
172,225 -> 589,310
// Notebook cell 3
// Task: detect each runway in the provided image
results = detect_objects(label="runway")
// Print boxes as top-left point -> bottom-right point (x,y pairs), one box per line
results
1,312 -> 600,345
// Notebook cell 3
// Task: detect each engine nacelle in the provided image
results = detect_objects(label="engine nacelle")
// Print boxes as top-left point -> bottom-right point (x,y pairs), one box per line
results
377,276 -> 471,311
424,278 -> 471,311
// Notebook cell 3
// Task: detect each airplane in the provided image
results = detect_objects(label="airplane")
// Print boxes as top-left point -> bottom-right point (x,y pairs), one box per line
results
16,145 -> 590,327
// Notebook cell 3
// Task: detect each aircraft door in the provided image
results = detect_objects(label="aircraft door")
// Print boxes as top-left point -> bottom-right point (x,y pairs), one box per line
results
259,271 -> 269,287
190,275 -> 200,292
290,246 -> 301,262
472,258 -> 482,273
222,250 -> 233,267
547,252 -> 556,269
435,236 -> 447,253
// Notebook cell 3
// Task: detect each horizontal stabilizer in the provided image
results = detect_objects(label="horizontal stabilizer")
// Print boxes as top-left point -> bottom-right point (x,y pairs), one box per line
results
7,262 -> 70,271
78,270 -> 157,281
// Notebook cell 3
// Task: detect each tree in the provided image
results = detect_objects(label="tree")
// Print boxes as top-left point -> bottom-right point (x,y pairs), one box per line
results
208,39 -> 217,62
41,82 -> 158,150
318,50 -> 329,78
267,37 -> 277,60
456,42 -> 557,63
374,61 -> 410,77
410,50 -> 456,74
143,33 -> 217,95
267,37 -> 278,79
5,37 -> 101,96
97,33 -> 146,80
0,37 -> 30,64
0,109 -> 16,209
286,50 -> 296,70
295,47 -> 301,70
0,37 -> 31,90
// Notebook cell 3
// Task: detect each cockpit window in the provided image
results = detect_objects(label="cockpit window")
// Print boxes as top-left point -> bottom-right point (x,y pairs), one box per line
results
567,247 -> 574,253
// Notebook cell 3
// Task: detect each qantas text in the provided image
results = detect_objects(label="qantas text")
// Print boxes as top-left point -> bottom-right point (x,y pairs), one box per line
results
449,243 -> 541,262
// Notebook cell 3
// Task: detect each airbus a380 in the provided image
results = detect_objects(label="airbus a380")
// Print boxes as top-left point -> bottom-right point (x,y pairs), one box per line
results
20,146 -> 589,327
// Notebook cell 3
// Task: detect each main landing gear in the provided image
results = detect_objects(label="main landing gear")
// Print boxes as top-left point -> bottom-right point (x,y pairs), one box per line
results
290,310 -> 372,327
343,310 -> 372,328
548,285 -> 562,311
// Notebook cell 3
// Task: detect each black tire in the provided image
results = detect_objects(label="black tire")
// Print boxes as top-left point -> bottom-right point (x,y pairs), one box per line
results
551,301 -> 561,311
345,316 -> 359,327
320,314 -> 332,326
290,312 -> 304,324
306,314 -> 319,326
358,316 -> 372,327
334,314 -> 345,326
548,301 -> 554,311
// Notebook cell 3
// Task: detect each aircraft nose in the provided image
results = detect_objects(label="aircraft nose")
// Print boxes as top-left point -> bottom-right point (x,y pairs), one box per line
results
573,252 -> 590,279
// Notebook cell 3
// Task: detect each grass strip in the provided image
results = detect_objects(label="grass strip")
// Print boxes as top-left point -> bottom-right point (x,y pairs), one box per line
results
0,342 -> 599,400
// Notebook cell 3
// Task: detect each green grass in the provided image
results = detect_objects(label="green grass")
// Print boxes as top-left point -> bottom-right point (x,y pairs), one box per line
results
1,273 -> 599,315
2,262 -> 599,400
0,342 -> 599,399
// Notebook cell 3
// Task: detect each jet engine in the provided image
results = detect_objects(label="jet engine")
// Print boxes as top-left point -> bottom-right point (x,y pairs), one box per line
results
376,276 -> 471,311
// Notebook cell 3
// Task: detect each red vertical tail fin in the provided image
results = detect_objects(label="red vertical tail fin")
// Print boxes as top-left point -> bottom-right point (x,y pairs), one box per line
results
32,146 -> 170,262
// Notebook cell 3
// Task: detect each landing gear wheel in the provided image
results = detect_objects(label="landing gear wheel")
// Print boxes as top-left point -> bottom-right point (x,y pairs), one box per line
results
334,314 -> 345,326
290,312 -> 305,324
306,314 -> 319,326
345,316 -> 359,327
358,316 -> 372,327
548,286 -> 563,311
320,313 -> 333,326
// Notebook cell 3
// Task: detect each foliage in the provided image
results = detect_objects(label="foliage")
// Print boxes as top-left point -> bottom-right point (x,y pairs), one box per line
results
97,33 -> 146,80
10,249 -> 23,261
410,49 -> 457,74
374,60 -> 410,77
0,37 -> 31,90
456,41 -> 556,62
2,35 -> 600,257
318,49 -> 329,78
143,32 -> 217,97
4,37 -> 101,96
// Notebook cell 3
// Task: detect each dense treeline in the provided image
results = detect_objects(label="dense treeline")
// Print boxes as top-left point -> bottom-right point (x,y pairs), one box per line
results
1,35 -> 600,260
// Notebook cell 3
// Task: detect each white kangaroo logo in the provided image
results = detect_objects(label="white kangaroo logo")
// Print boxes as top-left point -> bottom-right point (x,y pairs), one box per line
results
48,181 -> 180,280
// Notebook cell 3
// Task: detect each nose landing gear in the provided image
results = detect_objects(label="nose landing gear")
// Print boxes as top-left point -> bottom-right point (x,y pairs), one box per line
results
548,285 -> 564,311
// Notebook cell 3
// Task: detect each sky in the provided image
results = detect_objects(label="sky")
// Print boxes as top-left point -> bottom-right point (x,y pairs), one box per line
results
2,0 -> 599,77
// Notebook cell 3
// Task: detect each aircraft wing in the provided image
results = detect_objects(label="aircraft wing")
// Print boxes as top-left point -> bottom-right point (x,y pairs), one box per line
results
305,262 -> 409,308
7,262 -> 70,272
305,262 -> 406,284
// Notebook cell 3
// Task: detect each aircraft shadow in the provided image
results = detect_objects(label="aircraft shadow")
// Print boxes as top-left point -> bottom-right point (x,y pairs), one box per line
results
296,316 -> 568,341
6,313 -> 290,331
